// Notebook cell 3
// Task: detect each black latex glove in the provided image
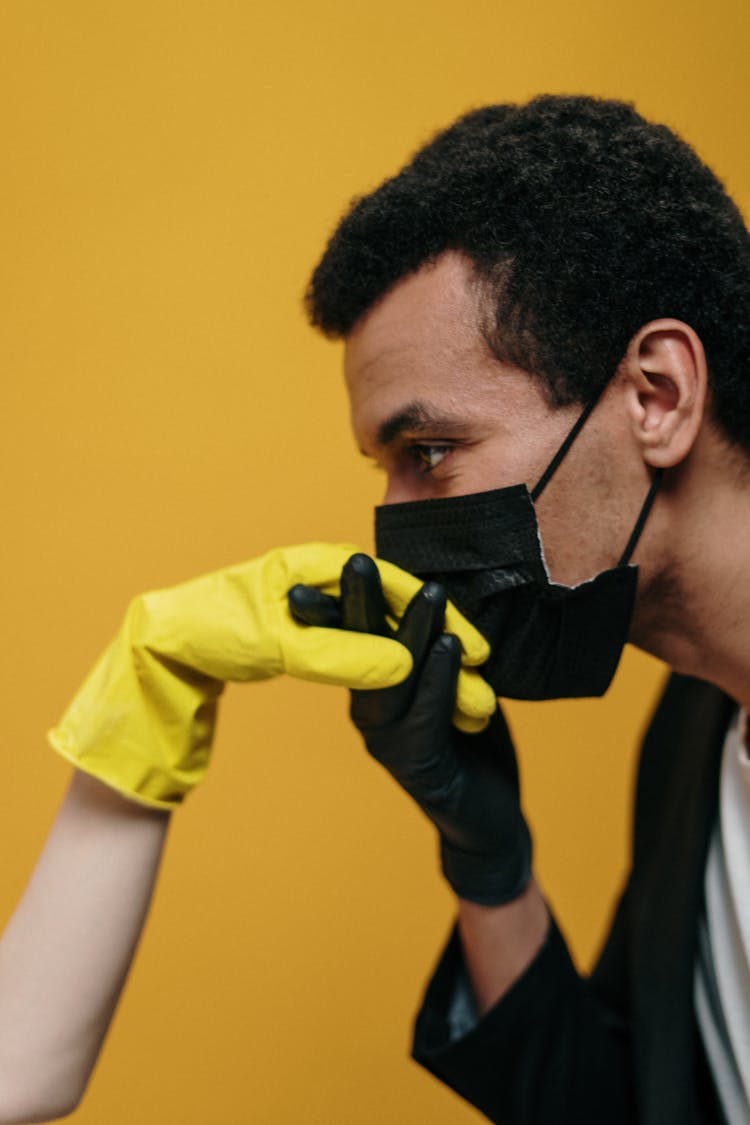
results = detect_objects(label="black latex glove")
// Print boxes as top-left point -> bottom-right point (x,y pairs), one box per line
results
289,554 -> 532,906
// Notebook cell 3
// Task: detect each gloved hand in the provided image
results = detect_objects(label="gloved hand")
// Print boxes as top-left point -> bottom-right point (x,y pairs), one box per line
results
290,554 -> 531,905
49,543 -> 492,811
289,558 -> 496,735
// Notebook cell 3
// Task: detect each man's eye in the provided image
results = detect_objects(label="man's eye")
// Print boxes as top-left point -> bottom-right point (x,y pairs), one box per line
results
410,444 -> 452,472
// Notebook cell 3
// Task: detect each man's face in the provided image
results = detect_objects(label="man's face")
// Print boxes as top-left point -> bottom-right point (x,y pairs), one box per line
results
344,251 -> 651,590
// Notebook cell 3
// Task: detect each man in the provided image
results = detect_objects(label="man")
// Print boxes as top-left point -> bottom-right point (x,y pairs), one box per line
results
295,95 -> 750,1123
4,94 -> 746,1124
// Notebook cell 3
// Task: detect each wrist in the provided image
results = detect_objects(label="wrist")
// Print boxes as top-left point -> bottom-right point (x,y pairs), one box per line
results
440,827 -> 532,906
457,878 -> 550,1015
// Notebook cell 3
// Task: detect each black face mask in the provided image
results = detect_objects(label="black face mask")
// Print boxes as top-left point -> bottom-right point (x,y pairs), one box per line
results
374,397 -> 662,700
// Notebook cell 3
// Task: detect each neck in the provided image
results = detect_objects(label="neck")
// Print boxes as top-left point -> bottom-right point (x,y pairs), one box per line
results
632,444 -> 750,710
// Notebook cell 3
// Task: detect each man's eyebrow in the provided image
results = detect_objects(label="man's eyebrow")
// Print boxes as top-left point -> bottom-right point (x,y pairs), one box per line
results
375,401 -> 472,448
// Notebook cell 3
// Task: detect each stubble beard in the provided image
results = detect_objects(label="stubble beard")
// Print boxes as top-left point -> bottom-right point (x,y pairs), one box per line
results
628,558 -> 700,672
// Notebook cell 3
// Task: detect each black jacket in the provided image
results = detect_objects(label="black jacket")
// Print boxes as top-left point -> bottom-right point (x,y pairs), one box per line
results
412,674 -> 736,1124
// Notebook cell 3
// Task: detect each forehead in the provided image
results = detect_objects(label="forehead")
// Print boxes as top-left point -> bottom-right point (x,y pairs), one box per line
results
343,252 -> 549,449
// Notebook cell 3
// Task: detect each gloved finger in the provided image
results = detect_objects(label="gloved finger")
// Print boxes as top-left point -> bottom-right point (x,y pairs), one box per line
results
350,581 -> 447,732
453,669 -> 497,730
406,632 -> 463,736
452,710 -> 491,734
340,554 -> 393,637
442,602 -> 490,667
374,556 -> 490,667
359,632 -> 462,777
283,624 -> 413,688
395,581 -> 446,667
288,584 -> 342,628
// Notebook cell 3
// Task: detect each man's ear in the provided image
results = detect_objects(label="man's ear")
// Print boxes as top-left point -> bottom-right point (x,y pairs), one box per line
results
622,319 -> 708,468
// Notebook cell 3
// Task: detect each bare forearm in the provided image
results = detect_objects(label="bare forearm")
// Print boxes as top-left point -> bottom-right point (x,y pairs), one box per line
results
458,878 -> 550,1016
0,770 -> 170,1122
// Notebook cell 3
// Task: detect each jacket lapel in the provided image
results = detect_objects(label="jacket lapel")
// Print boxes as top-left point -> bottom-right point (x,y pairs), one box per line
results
629,675 -> 734,1124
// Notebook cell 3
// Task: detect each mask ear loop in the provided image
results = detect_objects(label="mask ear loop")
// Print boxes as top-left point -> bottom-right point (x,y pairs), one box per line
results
616,468 -> 663,567
529,385 -> 663,567
531,392 -> 603,503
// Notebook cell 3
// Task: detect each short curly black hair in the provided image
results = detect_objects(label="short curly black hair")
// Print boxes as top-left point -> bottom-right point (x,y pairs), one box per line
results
306,95 -> 750,453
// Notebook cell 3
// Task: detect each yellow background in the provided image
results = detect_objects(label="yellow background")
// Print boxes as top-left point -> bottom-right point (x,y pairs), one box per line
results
1,2 -> 747,1121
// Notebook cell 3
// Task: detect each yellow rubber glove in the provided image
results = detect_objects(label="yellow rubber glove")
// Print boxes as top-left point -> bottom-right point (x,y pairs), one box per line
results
49,543 -> 494,810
